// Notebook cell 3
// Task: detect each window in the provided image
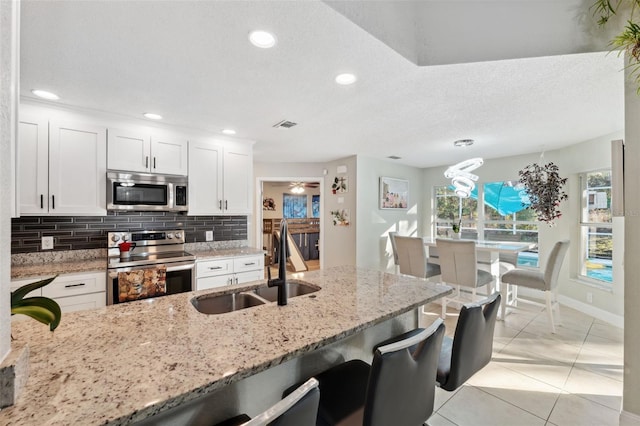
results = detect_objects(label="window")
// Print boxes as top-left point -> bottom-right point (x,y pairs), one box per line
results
283,194 -> 307,218
434,186 -> 478,237
580,170 -> 613,284
434,181 -> 539,267
312,195 -> 320,218
482,181 -> 539,267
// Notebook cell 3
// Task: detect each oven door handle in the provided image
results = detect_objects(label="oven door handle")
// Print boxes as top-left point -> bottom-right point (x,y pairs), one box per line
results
166,263 -> 195,272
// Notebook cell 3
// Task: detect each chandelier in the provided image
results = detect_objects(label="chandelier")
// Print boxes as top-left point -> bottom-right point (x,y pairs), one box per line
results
444,158 -> 484,198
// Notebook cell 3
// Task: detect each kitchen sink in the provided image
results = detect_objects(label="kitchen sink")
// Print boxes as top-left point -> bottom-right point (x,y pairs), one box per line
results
252,280 -> 320,302
191,292 -> 265,314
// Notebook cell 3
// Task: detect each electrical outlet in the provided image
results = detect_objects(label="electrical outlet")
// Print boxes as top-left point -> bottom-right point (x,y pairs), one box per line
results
41,236 -> 54,250
205,230 -> 214,241
587,292 -> 593,304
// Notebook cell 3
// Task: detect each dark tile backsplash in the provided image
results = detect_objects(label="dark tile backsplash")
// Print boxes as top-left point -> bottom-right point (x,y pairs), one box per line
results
11,212 -> 247,253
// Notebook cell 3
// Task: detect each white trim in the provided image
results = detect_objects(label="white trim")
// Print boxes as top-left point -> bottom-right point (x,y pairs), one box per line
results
620,410 -> 640,426
558,294 -> 623,328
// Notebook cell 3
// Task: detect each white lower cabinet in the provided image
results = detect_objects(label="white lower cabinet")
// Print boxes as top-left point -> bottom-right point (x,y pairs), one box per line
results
11,271 -> 106,314
196,255 -> 264,291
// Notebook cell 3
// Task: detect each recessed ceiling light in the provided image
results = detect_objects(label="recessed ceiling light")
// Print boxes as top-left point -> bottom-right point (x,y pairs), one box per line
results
31,89 -> 59,100
143,113 -> 163,120
222,129 -> 236,135
335,73 -> 357,85
453,139 -> 474,147
249,30 -> 277,48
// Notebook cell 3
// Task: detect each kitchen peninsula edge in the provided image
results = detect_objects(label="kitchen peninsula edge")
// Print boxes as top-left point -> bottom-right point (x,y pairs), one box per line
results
2,266 -> 451,425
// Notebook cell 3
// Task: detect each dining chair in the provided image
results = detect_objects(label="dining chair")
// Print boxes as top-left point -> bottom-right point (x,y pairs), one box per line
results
393,235 -> 441,279
215,378 -> 320,426
500,240 -> 570,333
296,318 -> 445,426
436,238 -> 495,318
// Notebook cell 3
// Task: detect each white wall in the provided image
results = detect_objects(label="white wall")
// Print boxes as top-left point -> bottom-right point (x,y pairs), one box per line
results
422,132 -> 624,320
355,156 -> 424,271
323,157 -> 357,268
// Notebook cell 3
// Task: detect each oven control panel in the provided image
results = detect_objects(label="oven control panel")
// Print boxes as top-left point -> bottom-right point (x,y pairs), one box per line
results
107,230 -> 185,248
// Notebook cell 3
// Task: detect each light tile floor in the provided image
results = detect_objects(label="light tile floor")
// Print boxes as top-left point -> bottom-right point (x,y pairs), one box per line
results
420,301 -> 624,426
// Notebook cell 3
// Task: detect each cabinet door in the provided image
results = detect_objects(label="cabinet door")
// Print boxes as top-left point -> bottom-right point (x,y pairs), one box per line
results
235,270 -> 264,285
188,140 -> 224,215
41,271 -> 106,299
197,275 -> 234,290
107,129 -> 151,172
55,292 -> 106,313
18,115 -> 49,215
308,233 -> 320,260
151,137 -> 187,175
223,146 -> 252,214
48,121 -> 107,215
233,255 -> 264,274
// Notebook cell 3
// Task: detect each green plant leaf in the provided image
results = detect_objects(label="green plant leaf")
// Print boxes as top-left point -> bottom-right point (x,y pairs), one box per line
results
11,297 -> 62,331
10,275 -> 58,305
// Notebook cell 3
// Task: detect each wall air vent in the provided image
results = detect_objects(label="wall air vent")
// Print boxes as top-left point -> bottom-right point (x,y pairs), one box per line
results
273,120 -> 298,129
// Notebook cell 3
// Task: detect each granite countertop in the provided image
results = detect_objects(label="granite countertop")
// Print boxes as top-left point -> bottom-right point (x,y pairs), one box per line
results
11,247 -> 265,280
2,266 -> 451,425
188,246 -> 265,260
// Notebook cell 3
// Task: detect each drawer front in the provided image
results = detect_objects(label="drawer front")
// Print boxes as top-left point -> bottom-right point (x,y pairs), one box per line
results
197,275 -> 234,290
233,255 -> 264,273
42,272 -> 107,299
11,277 -> 43,298
56,292 -> 106,313
197,259 -> 233,278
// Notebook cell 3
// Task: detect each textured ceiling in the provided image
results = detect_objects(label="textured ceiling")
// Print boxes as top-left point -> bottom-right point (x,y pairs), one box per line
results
20,1 -> 624,168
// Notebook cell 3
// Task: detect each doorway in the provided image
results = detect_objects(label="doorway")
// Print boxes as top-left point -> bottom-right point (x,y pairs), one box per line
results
256,177 -> 324,275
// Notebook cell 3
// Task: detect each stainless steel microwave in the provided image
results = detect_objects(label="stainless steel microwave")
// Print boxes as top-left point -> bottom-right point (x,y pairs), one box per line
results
106,171 -> 188,212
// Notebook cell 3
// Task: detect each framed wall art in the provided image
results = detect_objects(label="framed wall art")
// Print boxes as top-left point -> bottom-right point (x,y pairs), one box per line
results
380,177 -> 409,209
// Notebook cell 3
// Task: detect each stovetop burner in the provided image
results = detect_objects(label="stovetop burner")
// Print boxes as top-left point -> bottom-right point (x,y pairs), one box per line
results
107,230 -> 195,269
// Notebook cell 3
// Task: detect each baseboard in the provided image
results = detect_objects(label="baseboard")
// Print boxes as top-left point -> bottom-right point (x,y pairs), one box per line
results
557,294 -> 623,328
620,410 -> 640,425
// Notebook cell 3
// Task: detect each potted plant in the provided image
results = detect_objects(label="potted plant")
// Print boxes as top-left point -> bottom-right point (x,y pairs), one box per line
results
11,276 -> 62,334
518,162 -> 568,225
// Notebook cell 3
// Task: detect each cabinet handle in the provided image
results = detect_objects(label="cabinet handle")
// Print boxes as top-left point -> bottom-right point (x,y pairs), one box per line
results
225,200 -> 228,210
64,283 -> 86,288
145,156 -> 149,168
51,195 -> 55,209
208,266 -> 223,270
235,277 -> 238,284
219,200 -> 222,210
40,194 -> 44,209
153,157 -> 156,169
227,278 -> 232,285
244,262 -> 256,266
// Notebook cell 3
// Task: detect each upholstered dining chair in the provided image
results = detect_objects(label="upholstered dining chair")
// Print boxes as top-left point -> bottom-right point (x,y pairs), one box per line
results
298,318 -> 445,426
216,378 -> 320,426
393,235 -> 441,279
436,238 -> 494,318
500,240 -> 570,333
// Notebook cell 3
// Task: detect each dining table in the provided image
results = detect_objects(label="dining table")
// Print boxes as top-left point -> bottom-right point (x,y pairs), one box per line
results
423,237 -> 537,319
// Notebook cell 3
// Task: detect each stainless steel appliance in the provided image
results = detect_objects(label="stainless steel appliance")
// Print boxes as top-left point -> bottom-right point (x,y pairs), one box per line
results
106,171 -> 188,212
107,230 -> 195,304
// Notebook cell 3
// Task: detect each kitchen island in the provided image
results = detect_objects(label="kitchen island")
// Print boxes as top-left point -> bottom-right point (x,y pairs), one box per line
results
2,266 -> 451,425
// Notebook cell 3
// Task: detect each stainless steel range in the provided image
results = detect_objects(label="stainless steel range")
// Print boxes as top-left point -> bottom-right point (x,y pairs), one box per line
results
107,230 -> 195,304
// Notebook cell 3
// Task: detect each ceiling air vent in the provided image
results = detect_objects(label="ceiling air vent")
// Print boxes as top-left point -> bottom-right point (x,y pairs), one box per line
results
273,120 -> 298,129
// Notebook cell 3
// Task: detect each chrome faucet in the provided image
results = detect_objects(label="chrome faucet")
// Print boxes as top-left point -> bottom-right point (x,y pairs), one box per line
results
267,219 -> 289,306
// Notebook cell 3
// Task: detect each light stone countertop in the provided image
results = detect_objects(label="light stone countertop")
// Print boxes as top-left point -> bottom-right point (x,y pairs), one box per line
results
10,247 -> 265,280
2,266 -> 452,425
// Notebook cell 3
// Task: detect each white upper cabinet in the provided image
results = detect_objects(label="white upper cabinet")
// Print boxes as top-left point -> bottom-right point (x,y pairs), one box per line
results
188,140 -> 253,216
19,114 -> 107,216
107,129 -> 187,175
223,146 -> 252,215
188,140 -> 224,215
